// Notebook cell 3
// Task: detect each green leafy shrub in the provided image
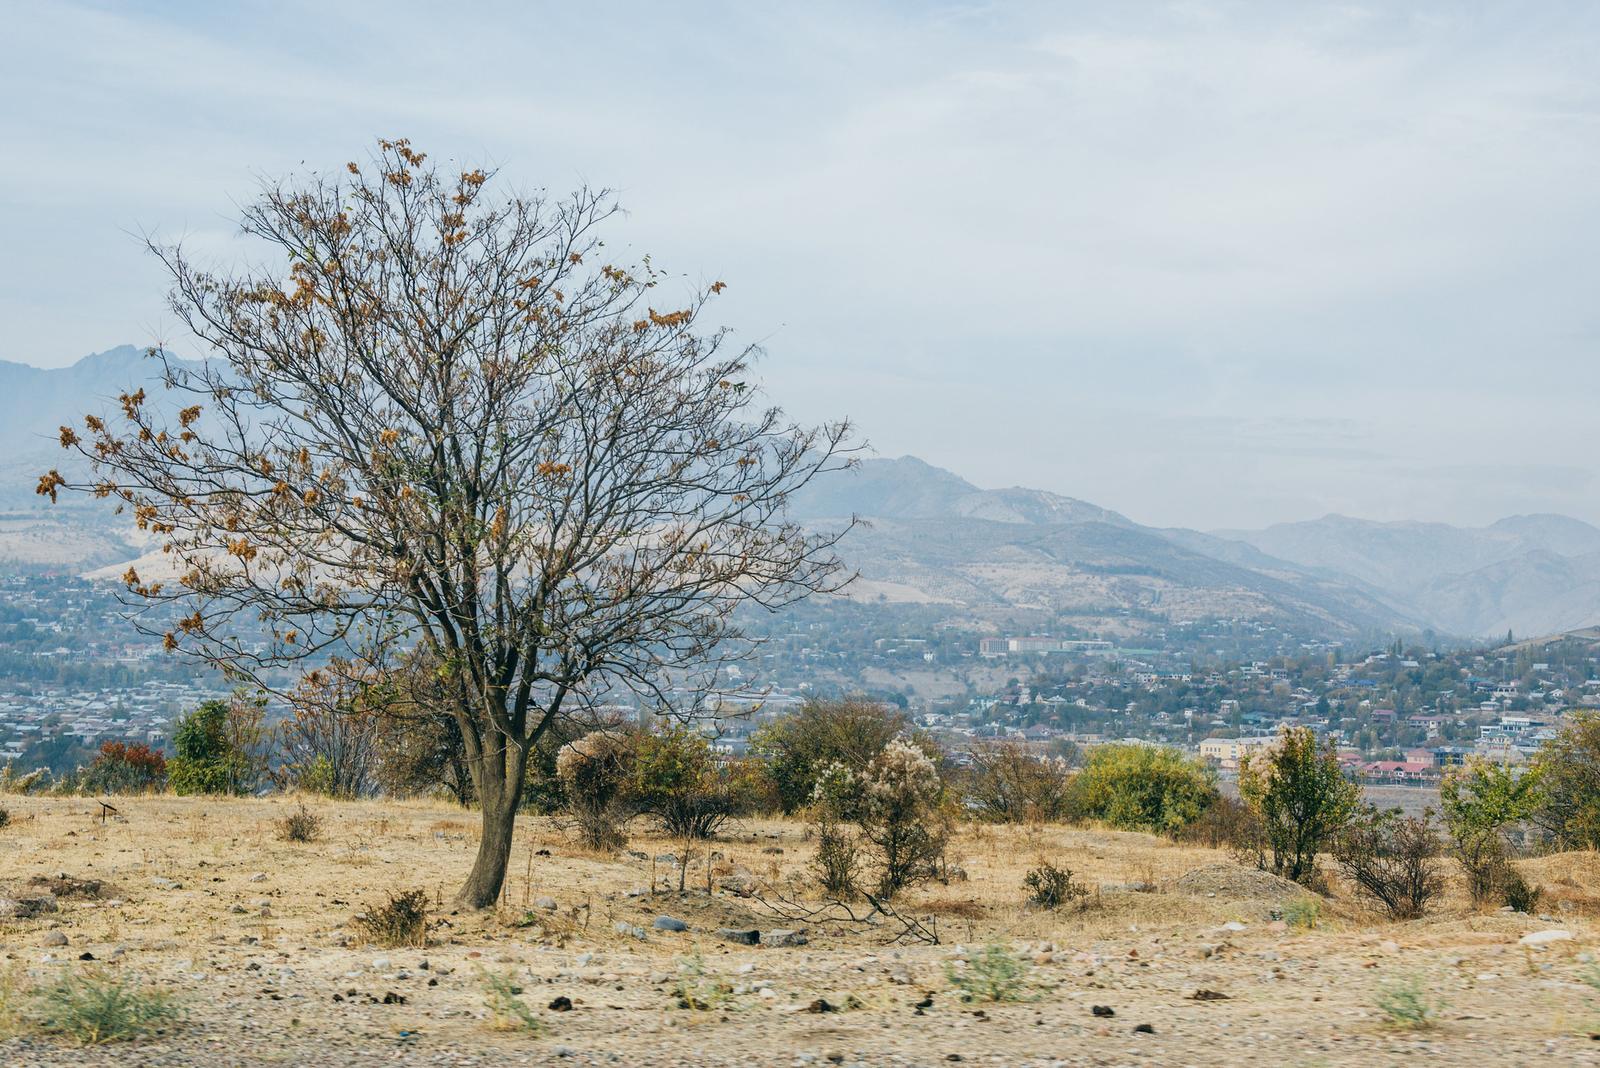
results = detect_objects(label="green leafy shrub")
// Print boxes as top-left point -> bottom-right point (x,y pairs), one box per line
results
30,967 -> 180,1045
751,698 -> 908,814
1282,897 -> 1321,930
1238,727 -> 1360,885
631,725 -> 766,840
1374,976 -> 1440,1029
1070,743 -> 1218,834
947,944 -> 1029,1003
167,696 -> 267,796
1531,711 -> 1600,849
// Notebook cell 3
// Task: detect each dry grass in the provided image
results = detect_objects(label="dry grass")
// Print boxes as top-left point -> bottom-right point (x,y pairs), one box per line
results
0,794 -> 1597,1064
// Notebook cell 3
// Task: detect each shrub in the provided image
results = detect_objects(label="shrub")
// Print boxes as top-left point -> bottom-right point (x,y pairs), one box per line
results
1500,865 -> 1542,913
81,742 -> 167,795
1282,897 -> 1321,930
1238,727 -> 1361,885
30,967 -> 180,1045
1334,807 -> 1444,920
354,889 -> 430,948
1531,710 -> 1600,850
0,807 -> 9,830
1070,743 -> 1218,834
857,739 -> 947,899
809,764 -> 862,897
1175,794 -> 1262,851
964,740 -> 1073,823
275,664 -> 383,798
554,730 -> 637,850
1374,976 -> 1440,1029
631,725 -> 764,840
478,969 -> 542,1033
946,944 -> 1029,1003
672,950 -> 733,1011
278,802 -> 323,843
1023,860 -> 1089,909
751,698 -> 908,814
0,765 -> 47,795
167,694 -> 268,796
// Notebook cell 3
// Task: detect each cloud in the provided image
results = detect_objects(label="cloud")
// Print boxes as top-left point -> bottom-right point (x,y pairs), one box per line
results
3,0 -> 1599,527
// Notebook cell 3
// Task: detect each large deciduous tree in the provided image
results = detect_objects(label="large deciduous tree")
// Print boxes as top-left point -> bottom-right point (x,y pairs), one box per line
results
40,139 -> 855,907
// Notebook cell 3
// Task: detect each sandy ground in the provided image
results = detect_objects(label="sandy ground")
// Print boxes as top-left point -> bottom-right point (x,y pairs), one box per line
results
0,794 -> 1598,1066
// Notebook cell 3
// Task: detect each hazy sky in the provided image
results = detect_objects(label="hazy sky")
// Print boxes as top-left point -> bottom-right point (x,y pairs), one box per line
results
4,1 -> 1599,530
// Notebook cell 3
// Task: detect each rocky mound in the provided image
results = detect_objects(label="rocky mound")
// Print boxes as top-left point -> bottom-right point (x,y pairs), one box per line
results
1173,863 -> 1309,902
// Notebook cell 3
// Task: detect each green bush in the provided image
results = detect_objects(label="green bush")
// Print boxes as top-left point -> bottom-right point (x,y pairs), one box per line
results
1374,976 -> 1441,1029
1023,860 -> 1089,909
631,725 -> 767,840
1532,711 -> 1600,849
751,698 -> 908,814
30,967 -> 180,1045
1070,743 -> 1218,833
477,968 -> 542,1032
1239,727 -> 1360,885
167,696 -> 266,796
946,944 -> 1030,1003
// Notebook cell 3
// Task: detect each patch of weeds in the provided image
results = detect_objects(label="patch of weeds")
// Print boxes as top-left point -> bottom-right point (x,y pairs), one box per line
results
0,964 -> 26,1039
1023,861 -> 1088,910
278,803 -> 323,843
30,967 -> 181,1045
1283,897 -> 1321,930
673,949 -> 733,1011
0,806 -> 10,830
477,969 -> 542,1033
946,944 -> 1031,1003
1374,976 -> 1440,1030
353,889 -> 429,948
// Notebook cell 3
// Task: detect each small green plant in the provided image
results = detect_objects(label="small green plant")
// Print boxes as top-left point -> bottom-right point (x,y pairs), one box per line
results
1374,976 -> 1440,1030
1023,860 -> 1088,910
353,889 -> 429,948
946,944 -> 1030,1003
672,949 -> 733,1011
0,964 -> 26,1039
1283,897 -> 1321,930
0,806 -> 10,829
477,969 -> 542,1033
278,802 -> 323,843
30,967 -> 180,1045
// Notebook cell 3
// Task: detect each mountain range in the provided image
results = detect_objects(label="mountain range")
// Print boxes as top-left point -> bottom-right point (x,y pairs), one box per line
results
3,348 -> 1598,641
787,456 -> 1600,641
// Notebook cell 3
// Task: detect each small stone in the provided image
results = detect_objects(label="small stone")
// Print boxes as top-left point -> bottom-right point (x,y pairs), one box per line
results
1132,1023 -> 1155,1034
42,931 -> 68,947
151,877 -> 181,890
535,896 -> 559,911
1091,1004 -> 1114,1017
718,928 -> 760,946
248,873 -> 268,883
549,995 -> 573,1011
653,916 -> 688,932
762,929 -> 807,947
1520,930 -> 1573,947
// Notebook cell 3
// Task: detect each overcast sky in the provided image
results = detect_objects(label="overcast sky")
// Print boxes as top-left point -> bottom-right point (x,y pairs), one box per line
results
3,1 -> 1598,530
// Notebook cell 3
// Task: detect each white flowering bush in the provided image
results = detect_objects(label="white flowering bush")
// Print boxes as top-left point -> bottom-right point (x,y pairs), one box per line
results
857,739 -> 947,898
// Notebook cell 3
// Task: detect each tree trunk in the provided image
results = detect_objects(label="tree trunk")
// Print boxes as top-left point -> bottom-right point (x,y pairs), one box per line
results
455,736 -> 529,909
457,788 -> 518,908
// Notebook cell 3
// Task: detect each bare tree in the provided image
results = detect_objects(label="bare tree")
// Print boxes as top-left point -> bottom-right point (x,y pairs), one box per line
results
275,661 -> 383,798
40,138 -> 855,907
